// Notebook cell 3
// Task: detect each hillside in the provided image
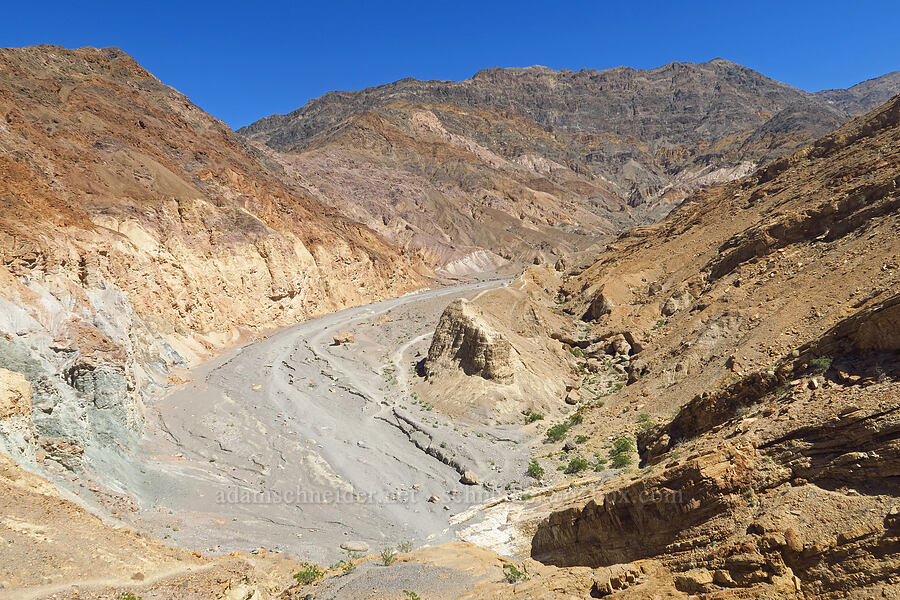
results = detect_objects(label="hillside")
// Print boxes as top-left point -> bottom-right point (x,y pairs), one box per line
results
415,91 -> 900,597
0,45 -> 425,484
240,61 -> 899,271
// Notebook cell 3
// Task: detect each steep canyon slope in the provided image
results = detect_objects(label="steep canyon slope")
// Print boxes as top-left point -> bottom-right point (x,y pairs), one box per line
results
0,45 -> 425,491
241,61 -> 899,270
419,91 -> 900,598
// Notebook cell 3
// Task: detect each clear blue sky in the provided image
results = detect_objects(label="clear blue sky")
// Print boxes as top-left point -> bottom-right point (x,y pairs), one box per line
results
4,0 -> 899,129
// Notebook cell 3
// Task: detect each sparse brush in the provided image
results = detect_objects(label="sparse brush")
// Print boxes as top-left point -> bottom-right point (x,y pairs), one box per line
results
809,356 -> 833,372
397,540 -> 413,553
502,562 -> 530,583
545,423 -> 570,442
564,456 -> 589,474
381,547 -> 398,566
524,410 -> 544,423
293,562 -> 323,585
609,436 -> 635,469
526,458 -> 545,479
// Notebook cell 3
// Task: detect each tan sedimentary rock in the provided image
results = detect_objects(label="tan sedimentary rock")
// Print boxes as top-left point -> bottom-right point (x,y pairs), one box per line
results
426,299 -> 515,384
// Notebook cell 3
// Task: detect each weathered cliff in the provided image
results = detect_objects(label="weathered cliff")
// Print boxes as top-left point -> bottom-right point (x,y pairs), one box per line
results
0,45 -> 425,480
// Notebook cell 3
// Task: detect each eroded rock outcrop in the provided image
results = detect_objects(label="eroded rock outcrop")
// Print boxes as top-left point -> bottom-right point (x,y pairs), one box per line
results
417,268 -> 577,421
426,299 -> 515,383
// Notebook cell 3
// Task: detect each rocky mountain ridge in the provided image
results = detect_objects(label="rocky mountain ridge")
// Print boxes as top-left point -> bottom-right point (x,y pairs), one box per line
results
240,60 -> 899,270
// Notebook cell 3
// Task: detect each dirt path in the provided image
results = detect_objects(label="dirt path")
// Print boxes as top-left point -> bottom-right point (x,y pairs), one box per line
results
122,280 -> 529,563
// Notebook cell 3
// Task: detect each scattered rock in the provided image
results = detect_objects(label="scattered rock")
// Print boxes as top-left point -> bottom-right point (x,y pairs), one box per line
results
427,494 -> 440,503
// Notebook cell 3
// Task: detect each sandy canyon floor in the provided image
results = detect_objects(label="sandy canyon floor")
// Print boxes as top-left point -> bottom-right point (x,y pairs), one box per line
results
120,279 -> 530,564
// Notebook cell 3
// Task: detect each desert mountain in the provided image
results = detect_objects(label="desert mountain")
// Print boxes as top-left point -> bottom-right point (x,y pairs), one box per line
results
813,69 -> 900,114
417,90 -> 900,597
240,60 -> 899,271
1,43 -> 898,600
0,45 -> 424,474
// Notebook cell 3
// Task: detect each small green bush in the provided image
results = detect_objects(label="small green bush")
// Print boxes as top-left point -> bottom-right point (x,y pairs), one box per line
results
609,436 -> 635,469
118,593 -> 142,600
403,591 -> 422,600
569,413 -> 584,425
293,562 -> 323,585
575,434 -> 589,443
503,562 -> 530,583
381,547 -> 398,566
564,456 -> 589,474
397,540 -> 413,553
545,423 -> 570,442
524,410 -> 545,423
526,458 -> 545,479
809,356 -> 833,372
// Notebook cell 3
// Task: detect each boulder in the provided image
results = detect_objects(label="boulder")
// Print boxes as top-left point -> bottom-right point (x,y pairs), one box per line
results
607,334 -> 632,356
674,568 -> 714,593
661,290 -> 693,316
340,541 -> 370,553
586,292 -> 614,321
460,471 -> 479,485
661,297 -> 679,316
554,257 -> 569,272
627,359 -> 649,384
332,331 -> 355,345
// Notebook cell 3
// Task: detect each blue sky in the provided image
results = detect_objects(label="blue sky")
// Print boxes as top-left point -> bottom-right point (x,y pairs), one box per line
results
4,0 -> 899,128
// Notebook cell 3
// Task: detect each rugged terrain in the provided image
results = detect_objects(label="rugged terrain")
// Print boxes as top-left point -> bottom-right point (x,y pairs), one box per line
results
411,91 -> 900,597
1,44 -> 898,600
0,45 -> 428,499
240,61 -> 899,269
